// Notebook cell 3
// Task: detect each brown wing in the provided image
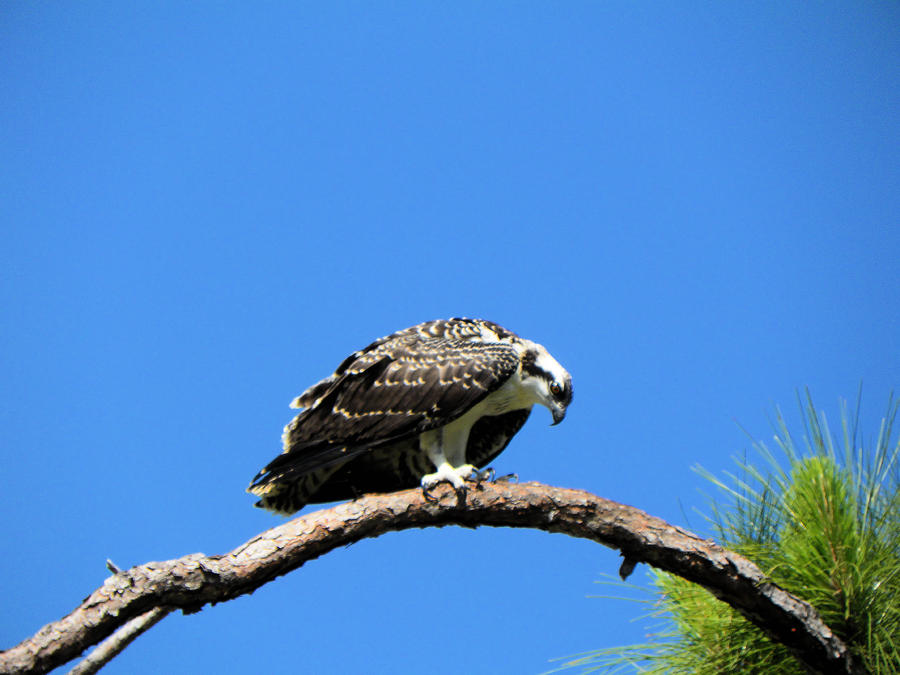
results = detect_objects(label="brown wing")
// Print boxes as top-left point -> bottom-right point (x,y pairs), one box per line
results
289,318 -> 517,410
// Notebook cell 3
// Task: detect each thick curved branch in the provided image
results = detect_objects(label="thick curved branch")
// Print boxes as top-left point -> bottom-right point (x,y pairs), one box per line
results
0,482 -> 862,675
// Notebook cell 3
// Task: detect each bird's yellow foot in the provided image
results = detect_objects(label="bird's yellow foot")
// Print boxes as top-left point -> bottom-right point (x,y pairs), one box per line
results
421,463 -> 478,501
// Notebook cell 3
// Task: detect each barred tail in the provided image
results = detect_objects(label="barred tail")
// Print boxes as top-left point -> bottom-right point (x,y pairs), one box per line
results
247,465 -> 339,515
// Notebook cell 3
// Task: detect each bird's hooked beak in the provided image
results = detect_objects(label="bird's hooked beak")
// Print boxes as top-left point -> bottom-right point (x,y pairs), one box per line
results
550,406 -> 567,426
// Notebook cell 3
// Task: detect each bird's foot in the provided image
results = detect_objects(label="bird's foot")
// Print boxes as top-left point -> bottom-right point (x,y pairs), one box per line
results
421,463 -> 478,502
463,466 -> 519,486
470,467 -> 495,488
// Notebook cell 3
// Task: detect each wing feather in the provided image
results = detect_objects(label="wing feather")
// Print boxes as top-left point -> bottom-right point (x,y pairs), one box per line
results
290,318 -> 496,410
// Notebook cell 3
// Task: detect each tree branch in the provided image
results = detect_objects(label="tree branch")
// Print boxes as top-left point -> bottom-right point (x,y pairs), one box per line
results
67,608 -> 171,675
0,482 -> 863,675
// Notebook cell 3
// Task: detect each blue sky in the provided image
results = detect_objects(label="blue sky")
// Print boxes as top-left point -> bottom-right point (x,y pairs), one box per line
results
2,3 -> 898,673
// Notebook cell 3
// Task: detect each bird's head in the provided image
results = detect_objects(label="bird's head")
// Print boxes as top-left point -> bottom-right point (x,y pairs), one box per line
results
520,342 -> 573,425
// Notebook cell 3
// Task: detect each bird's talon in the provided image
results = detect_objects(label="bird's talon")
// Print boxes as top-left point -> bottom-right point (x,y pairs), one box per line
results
468,467 -> 495,488
495,473 -> 518,484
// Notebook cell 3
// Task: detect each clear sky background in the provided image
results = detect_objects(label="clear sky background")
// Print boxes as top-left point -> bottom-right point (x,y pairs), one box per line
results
2,3 -> 898,673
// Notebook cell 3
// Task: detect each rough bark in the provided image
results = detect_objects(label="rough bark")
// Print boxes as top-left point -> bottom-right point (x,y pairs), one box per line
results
0,482 -> 863,675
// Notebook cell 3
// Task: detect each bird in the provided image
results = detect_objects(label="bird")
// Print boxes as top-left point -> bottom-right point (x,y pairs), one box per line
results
248,318 -> 572,514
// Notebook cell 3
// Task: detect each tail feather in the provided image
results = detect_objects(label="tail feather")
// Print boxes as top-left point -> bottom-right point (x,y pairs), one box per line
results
247,464 -> 342,515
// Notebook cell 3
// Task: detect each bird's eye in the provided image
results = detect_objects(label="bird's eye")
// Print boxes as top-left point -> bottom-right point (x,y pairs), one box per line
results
549,381 -> 563,397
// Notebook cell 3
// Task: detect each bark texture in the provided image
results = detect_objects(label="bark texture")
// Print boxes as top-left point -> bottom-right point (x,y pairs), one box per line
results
0,482 -> 863,675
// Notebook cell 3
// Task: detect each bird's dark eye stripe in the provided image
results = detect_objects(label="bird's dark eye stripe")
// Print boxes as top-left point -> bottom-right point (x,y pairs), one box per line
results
522,352 -> 554,382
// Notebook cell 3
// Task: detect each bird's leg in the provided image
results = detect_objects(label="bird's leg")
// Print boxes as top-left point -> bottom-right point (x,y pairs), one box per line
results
419,428 -> 477,501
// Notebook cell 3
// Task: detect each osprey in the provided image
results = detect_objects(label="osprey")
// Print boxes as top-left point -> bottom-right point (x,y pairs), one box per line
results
248,318 -> 572,514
